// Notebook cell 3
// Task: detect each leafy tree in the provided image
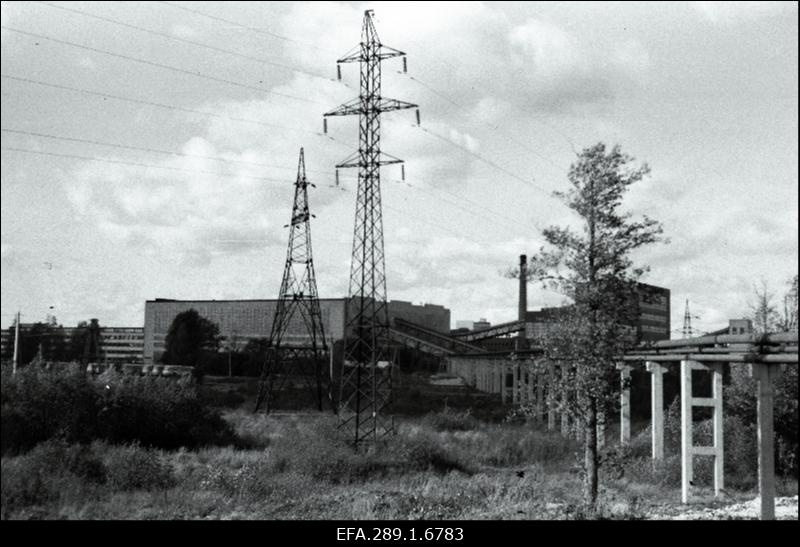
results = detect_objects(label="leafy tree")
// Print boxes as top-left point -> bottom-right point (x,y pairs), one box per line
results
779,275 -> 798,333
66,321 -> 90,361
730,278 -> 800,477
523,143 -> 664,508
749,280 -> 780,335
160,309 -> 221,367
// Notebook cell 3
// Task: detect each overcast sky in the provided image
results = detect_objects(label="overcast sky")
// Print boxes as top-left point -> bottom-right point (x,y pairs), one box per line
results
1,1 -> 797,335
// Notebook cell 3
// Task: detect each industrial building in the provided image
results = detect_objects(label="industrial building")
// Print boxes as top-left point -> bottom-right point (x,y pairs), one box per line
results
1,323 -> 144,363
143,298 -> 450,364
524,282 -> 671,344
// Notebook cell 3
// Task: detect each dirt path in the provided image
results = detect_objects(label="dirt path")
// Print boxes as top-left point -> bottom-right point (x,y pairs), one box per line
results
648,495 -> 798,520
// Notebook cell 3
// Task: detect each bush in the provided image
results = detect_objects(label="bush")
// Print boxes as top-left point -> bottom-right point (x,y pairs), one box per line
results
1,366 -> 239,455
400,431 -> 476,475
1,365 -> 100,454
614,409 -> 759,490
422,408 -> 478,432
103,443 -> 176,491
0,439 -> 106,517
477,427 -> 577,468
97,373 -> 238,449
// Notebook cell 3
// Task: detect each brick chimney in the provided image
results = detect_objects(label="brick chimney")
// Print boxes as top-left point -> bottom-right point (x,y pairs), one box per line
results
517,254 -> 527,350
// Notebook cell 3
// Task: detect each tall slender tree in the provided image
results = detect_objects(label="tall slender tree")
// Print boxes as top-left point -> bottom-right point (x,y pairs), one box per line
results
526,143 -> 664,508
749,280 -> 780,335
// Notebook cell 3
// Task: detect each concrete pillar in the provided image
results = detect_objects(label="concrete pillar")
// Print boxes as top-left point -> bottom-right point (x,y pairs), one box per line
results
534,371 -> 543,423
547,363 -> 556,431
680,360 -> 693,504
751,363 -> 777,520
597,408 -> 606,449
646,361 -> 665,460
619,364 -> 632,445
712,363 -> 724,496
560,381 -> 569,436
512,364 -> 519,405
525,365 -> 539,406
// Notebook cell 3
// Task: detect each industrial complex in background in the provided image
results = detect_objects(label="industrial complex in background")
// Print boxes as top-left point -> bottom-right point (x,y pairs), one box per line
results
3,281 -> 767,368
0,279 -> 704,365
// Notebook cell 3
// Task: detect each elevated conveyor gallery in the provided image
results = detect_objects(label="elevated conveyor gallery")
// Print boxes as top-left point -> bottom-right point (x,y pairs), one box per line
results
389,317 -> 487,356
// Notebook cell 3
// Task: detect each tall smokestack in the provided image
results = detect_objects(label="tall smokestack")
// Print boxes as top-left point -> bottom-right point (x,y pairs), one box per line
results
517,254 -> 527,350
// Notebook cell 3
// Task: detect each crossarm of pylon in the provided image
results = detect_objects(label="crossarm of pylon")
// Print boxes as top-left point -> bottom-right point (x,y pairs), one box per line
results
335,151 -> 404,169
324,98 -> 361,117
377,97 -> 417,112
337,44 -> 406,64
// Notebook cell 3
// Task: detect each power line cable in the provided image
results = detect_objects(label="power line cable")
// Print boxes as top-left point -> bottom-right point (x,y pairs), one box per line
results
400,52 -> 579,155
4,125 -> 541,236
157,1 -> 337,55
35,1 -> 346,86
1,146 -> 345,189
1,25 -> 324,106
384,175 -> 543,232
416,124 -> 556,199
400,71 -> 573,173
0,74 -> 350,149
1,128 -> 356,178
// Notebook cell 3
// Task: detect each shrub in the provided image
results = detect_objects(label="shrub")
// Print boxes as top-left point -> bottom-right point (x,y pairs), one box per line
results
477,426 -> 577,468
97,373 -> 238,449
104,443 -> 176,491
1,367 -> 239,455
400,431 -> 475,475
423,408 -> 478,432
0,439 -> 105,517
1,365 -> 100,454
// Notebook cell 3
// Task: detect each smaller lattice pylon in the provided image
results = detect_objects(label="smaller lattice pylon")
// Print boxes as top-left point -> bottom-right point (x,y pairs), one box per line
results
254,148 -> 329,413
682,299 -> 700,339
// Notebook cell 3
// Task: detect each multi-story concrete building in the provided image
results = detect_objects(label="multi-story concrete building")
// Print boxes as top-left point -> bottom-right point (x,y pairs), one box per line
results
473,318 -> 491,331
143,298 -> 451,364
1,323 -> 143,363
728,318 -> 753,335
524,282 -> 671,343
100,327 -> 145,363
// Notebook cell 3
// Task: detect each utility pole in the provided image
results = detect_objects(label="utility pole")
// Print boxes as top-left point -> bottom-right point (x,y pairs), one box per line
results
324,9 -> 419,446
254,148 -> 328,413
12,310 -> 20,375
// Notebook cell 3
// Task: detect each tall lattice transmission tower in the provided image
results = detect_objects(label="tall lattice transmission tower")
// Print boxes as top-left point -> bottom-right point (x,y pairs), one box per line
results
254,148 -> 328,413
682,299 -> 701,339
323,10 -> 419,445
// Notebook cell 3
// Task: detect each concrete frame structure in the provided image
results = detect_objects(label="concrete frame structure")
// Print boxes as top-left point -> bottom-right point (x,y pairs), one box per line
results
448,331 -> 796,521
621,331 -> 797,520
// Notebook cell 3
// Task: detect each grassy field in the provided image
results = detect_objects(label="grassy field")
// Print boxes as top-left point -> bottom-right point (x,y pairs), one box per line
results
1,370 -> 797,520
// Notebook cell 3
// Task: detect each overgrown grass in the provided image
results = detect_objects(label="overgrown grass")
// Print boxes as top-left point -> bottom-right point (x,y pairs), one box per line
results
1,408 -> 593,519
2,384 -> 796,520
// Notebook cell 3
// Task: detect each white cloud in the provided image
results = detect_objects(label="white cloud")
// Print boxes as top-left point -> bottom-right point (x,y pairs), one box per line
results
690,1 -> 796,25
171,24 -> 199,39
77,56 -> 96,69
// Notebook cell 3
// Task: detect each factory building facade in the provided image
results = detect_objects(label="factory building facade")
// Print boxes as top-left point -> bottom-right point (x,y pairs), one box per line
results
525,282 -> 671,343
1,324 -> 144,363
143,297 -> 450,364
